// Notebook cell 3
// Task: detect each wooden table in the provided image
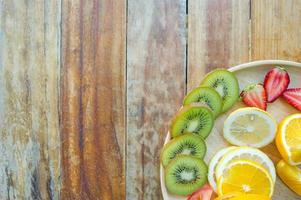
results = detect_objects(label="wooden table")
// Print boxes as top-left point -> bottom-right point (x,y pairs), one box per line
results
0,0 -> 301,199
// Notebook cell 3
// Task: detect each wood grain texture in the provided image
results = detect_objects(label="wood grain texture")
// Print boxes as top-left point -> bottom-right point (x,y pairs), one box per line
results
1,0 -> 301,199
0,0 -> 61,199
251,0 -> 301,61
127,0 -> 186,199
61,0 -> 126,199
188,0 -> 250,90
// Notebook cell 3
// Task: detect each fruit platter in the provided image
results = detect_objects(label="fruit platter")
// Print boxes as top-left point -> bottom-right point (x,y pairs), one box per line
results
160,60 -> 301,200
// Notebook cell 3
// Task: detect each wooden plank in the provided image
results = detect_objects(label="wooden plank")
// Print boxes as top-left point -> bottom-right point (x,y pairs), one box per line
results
126,0 -> 186,199
251,2 -> 301,198
250,0 -> 301,155
60,0 -> 126,199
251,0 -> 301,61
0,0 -> 61,199
188,0 -> 250,90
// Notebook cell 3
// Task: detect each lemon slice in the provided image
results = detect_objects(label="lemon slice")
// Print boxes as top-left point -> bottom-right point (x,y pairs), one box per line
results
276,113 -> 301,165
215,147 -> 276,183
223,107 -> 277,148
217,160 -> 274,197
208,147 -> 237,192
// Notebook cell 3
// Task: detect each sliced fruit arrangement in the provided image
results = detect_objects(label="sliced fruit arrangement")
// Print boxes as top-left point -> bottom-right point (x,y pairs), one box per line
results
200,69 -> 239,113
283,88 -> 301,111
241,66 -> 301,111
208,146 -> 275,199
162,66 -> 301,198
276,160 -> 301,196
165,155 -> 208,196
264,66 -> 290,103
223,107 -> 277,148
184,86 -> 223,118
162,69 -> 240,197
276,113 -> 301,165
170,104 -> 214,139
161,133 -> 206,168
240,84 -> 267,110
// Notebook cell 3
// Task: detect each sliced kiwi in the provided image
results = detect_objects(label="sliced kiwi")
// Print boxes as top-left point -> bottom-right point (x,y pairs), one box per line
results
183,86 -> 223,118
200,69 -> 239,113
165,155 -> 208,196
161,133 -> 206,168
170,104 -> 214,139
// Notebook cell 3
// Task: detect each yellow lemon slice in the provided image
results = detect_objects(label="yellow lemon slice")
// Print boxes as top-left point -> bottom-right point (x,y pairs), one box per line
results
276,160 -> 301,196
215,147 -> 276,183
276,113 -> 301,165
217,160 -> 274,197
208,146 -> 237,192
223,107 -> 277,148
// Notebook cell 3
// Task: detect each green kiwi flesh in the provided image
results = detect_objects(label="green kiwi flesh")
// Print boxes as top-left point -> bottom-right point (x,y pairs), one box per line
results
200,69 -> 239,113
165,155 -> 208,196
183,86 -> 223,118
161,133 -> 206,168
170,104 -> 214,139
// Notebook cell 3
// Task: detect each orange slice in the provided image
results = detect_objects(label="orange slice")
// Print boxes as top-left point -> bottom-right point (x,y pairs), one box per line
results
217,160 -> 274,197
276,113 -> 301,165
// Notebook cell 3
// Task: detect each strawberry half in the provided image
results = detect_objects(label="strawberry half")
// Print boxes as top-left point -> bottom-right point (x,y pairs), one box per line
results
187,184 -> 214,200
264,66 -> 290,102
283,88 -> 301,111
240,84 -> 267,110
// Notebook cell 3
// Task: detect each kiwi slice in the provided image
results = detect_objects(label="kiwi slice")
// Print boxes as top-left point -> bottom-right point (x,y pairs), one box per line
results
183,86 -> 223,118
170,104 -> 214,139
200,69 -> 239,113
161,133 -> 206,168
165,155 -> 208,196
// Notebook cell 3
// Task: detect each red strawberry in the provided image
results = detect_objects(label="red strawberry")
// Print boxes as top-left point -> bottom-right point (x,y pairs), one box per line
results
264,66 -> 290,102
187,184 -> 214,200
283,88 -> 301,111
240,84 -> 267,110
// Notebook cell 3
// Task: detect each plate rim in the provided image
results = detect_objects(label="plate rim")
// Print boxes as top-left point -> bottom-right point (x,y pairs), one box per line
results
160,59 -> 301,200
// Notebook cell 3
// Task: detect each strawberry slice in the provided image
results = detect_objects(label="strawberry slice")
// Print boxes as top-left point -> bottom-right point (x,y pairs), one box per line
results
240,84 -> 267,110
264,66 -> 290,102
283,88 -> 301,111
187,184 -> 215,200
